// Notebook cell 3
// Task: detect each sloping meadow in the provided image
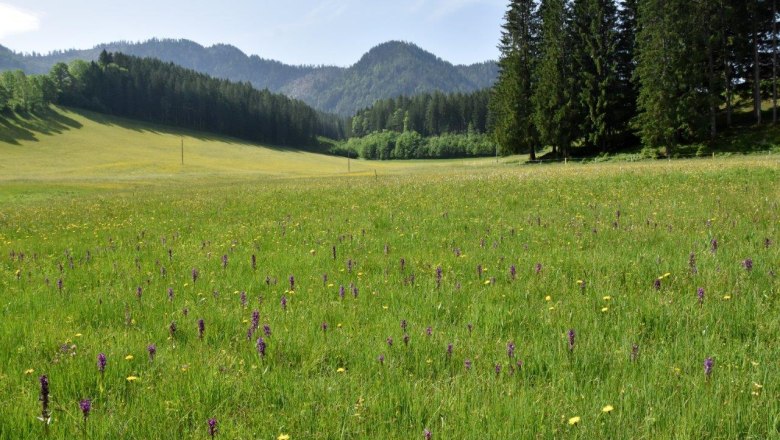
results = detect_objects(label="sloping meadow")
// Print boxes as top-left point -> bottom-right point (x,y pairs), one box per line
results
1,159 -> 779,438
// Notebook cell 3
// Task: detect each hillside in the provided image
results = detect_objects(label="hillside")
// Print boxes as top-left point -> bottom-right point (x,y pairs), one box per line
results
0,39 -> 497,116
0,106 -> 491,184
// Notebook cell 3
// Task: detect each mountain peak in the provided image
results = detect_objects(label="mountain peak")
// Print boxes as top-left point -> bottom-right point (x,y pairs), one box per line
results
1,38 -> 497,115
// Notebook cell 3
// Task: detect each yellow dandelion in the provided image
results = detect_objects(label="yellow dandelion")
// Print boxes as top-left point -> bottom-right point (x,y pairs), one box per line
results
576,280 -> 584,285
723,295 -> 731,300
568,416 -> 581,426
74,333 -> 83,337
602,405 -> 614,414
545,295 -> 552,301
337,367 -> 346,373
278,434 -> 290,440
125,355 -> 134,361
602,296 -> 611,301
126,376 -> 139,382
24,368 -> 34,375
601,307 -> 609,313
382,305 -> 389,310
337,323 -> 343,328
484,279 -> 491,285
309,249 -> 315,254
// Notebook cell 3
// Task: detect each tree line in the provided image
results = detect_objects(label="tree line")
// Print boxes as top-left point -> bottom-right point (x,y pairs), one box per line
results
350,90 -> 490,137
2,51 -> 348,147
490,0 -> 779,159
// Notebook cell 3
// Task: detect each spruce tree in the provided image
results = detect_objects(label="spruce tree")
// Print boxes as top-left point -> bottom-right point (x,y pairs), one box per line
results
533,0 -> 574,157
489,0 -> 539,159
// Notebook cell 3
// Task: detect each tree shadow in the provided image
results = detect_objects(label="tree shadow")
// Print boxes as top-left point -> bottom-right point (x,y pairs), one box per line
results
0,108 -> 83,145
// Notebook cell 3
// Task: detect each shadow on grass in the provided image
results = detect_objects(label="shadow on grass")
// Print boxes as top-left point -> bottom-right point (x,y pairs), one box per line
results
62,107 -> 301,152
0,108 -> 83,145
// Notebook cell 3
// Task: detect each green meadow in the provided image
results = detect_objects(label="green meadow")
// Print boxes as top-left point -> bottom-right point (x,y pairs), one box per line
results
1,108 -> 779,439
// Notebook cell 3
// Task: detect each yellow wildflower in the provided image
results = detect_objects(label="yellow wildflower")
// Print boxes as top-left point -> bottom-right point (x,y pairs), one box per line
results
602,405 -> 614,413
568,416 -> 581,426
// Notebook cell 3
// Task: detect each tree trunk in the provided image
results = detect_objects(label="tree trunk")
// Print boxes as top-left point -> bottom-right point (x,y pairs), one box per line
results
721,0 -> 733,127
754,2 -> 762,125
774,0 -> 777,124
708,38 -> 717,139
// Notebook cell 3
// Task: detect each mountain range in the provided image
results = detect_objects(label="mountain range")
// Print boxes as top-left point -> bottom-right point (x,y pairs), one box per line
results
0,39 -> 498,116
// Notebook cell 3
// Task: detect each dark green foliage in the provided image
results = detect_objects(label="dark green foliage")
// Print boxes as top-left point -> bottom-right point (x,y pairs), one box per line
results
489,0 -> 540,158
571,0 -> 621,152
533,0 -> 575,157
55,52 -> 334,146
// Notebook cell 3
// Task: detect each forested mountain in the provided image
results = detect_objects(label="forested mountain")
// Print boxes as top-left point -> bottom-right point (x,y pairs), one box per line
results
0,51 -> 349,146
0,39 -> 498,115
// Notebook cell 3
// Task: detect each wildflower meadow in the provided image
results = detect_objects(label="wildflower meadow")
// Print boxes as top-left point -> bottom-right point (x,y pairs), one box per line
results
0,157 -> 778,438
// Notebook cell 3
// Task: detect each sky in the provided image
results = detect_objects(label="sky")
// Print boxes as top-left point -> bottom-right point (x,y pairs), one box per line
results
0,1 -> 504,66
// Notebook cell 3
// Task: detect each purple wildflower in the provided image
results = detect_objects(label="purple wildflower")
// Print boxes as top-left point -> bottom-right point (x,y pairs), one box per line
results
510,265 -> 516,280
322,273 -> 328,286
710,238 -> 718,253
208,418 -> 217,437
169,321 -> 177,338
742,258 -> 753,271
250,311 -> 260,331
436,266 -> 442,287
352,285 -> 358,298
339,285 -> 345,300
424,428 -> 432,440
39,375 -> 50,423
495,363 -> 502,376
464,359 -> 472,370
426,326 -> 432,336
401,320 -> 407,331
191,268 -> 199,283
386,337 -> 393,347
689,252 -> 697,274
378,354 -> 385,365
281,295 -> 287,311
347,259 -> 353,273
57,278 -> 63,291
476,264 -> 482,279
289,275 -> 295,291
534,263 -> 542,274
167,287 -> 174,302
263,324 -> 271,337
631,343 -> 639,362
256,337 -> 266,357
147,344 -> 156,361
251,254 -> 257,270
697,287 -> 704,305
704,357 -> 714,378
79,399 -> 91,421
446,343 -> 453,357
182,307 -> 189,317
568,329 -> 576,352
332,245 -> 336,260
765,238 -> 773,249
403,334 -> 410,346
240,291 -> 247,308
321,322 -> 328,333
507,341 -> 516,359
198,319 -> 205,339
653,278 -> 661,290
97,353 -> 107,374
400,258 -> 406,271
222,254 -> 228,269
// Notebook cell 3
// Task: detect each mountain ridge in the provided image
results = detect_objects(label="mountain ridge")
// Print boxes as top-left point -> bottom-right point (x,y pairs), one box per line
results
0,39 -> 497,116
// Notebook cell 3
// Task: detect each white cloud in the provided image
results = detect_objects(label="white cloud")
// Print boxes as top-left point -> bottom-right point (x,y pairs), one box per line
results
0,3 -> 40,39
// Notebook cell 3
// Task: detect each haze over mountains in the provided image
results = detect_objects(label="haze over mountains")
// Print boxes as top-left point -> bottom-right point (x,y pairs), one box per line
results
0,39 -> 498,116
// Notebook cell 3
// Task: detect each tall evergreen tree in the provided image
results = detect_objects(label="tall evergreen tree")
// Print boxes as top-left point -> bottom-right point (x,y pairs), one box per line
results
572,0 -> 621,152
634,0 -> 707,154
533,0 -> 574,157
489,0 -> 539,159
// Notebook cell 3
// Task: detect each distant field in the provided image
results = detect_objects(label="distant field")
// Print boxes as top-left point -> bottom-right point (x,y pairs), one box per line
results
1,110 -> 780,438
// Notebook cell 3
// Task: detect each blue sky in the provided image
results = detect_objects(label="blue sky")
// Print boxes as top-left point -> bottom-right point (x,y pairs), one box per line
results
0,1 -> 504,66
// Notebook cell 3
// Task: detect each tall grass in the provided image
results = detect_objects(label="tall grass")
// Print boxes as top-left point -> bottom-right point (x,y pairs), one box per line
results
0,157 -> 778,438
